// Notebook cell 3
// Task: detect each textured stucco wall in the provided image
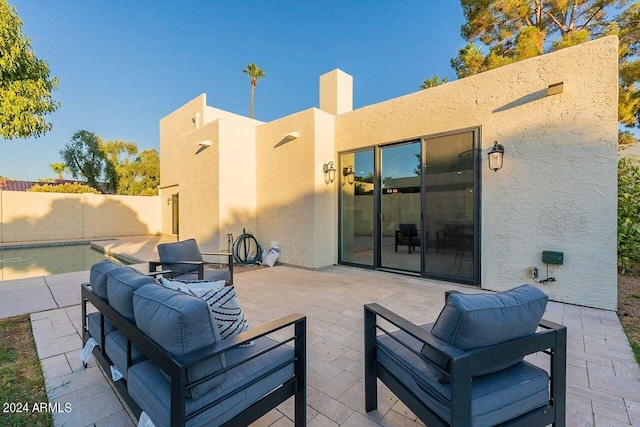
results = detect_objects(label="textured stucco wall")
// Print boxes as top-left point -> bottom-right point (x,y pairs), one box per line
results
159,94 -> 260,250
335,36 -> 618,309
256,108 -> 336,268
0,191 -> 161,242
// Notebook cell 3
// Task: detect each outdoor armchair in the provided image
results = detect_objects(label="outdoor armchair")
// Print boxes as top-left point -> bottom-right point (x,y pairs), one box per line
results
364,285 -> 567,426
149,238 -> 234,285
394,223 -> 421,254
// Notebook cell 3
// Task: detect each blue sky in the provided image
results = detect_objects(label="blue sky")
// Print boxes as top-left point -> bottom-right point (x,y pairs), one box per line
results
1,1 -> 467,181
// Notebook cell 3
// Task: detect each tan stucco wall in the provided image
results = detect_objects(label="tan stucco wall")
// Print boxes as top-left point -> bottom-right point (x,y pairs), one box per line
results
0,191 -> 161,242
159,94 -> 260,250
335,36 -> 619,309
255,108 -> 336,269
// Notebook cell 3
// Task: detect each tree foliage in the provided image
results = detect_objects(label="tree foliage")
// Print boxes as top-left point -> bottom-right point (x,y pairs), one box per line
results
420,74 -> 449,89
48,162 -> 67,179
59,130 -> 159,195
60,130 -> 108,192
28,182 -> 100,194
450,0 -> 640,139
618,155 -> 640,273
242,63 -> 266,119
0,0 -> 59,139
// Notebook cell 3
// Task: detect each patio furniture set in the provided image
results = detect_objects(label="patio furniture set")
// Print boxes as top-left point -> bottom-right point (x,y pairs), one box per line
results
80,239 -> 567,426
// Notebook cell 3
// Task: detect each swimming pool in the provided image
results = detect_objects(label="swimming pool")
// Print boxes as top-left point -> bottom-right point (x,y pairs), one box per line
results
0,243 -> 125,281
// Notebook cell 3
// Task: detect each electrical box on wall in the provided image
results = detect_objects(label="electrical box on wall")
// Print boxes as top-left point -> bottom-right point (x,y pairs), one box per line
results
542,251 -> 563,265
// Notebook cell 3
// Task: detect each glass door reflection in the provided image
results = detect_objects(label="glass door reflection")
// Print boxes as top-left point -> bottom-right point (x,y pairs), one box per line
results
380,142 -> 421,272
340,150 -> 374,266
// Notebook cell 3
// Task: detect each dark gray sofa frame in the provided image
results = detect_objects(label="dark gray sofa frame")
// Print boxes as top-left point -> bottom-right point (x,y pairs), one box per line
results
364,303 -> 567,427
81,282 -> 306,427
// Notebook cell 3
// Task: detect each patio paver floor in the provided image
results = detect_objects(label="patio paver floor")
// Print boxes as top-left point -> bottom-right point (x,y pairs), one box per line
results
3,237 -> 638,426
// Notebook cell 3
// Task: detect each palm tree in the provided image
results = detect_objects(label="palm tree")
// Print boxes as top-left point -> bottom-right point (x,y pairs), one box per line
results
420,74 -> 449,90
49,162 -> 67,180
242,63 -> 266,119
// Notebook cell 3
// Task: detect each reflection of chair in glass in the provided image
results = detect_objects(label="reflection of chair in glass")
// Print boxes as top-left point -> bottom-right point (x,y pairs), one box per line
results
149,238 -> 233,285
395,223 -> 421,254
364,285 -> 566,427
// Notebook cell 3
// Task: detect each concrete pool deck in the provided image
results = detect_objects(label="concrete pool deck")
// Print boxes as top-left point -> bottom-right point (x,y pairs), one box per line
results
1,236 -> 639,426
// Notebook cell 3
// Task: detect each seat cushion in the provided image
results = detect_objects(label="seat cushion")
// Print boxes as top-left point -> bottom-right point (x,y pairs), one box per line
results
90,260 -> 128,300
157,239 -> 204,276
378,329 -> 549,427
86,312 -> 115,346
106,268 -> 158,322
423,284 -> 548,377
128,336 -> 295,427
104,330 -> 147,380
132,284 -> 226,400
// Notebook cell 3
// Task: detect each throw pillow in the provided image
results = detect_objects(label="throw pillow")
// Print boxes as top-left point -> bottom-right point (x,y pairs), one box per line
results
160,279 -> 250,342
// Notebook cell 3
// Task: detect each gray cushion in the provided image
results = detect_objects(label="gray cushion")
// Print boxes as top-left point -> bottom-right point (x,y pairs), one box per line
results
104,330 -> 146,380
423,284 -> 548,378
379,329 -> 549,427
106,268 -> 158,322
128,336 -> 295,426
157,238 -> 203,276
87,312 -> 115,346
90,260 -> 129,300
132,284 -> 226,400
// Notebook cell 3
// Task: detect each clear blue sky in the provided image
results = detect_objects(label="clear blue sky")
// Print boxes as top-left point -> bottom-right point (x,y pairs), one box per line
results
1,1 -> 467,181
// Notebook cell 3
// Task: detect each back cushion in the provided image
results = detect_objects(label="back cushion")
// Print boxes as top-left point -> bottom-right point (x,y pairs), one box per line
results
423,284 -> 548,378
133,284 -> 226,400
157,238 -> 203,275
106,268 -> 158,322
90,260 -> 128,300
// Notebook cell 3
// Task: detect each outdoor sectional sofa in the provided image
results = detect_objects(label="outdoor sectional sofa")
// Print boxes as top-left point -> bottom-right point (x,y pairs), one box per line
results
81,260 -> 306,427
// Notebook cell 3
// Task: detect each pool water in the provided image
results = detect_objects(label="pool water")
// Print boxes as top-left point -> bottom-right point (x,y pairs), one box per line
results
0,244 -> 122,281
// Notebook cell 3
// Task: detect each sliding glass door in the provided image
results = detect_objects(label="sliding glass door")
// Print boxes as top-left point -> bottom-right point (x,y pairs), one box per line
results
338,128 -> 479,285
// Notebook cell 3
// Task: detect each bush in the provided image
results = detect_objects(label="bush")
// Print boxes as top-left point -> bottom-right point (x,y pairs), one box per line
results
618,156 -> 640,273
28,182 -> 101,194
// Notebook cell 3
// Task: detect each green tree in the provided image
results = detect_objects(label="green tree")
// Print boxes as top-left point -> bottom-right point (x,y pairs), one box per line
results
450,0 -> 639,141
420,74 -> 449,89
242,63 -> 266,119
115,148 -> 160,196
0,0 -> 59,139
60,130 -> 110,192
48,162 -> 67,179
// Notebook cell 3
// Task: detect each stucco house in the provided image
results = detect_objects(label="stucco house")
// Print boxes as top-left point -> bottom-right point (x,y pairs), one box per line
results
158,36 -> 618,310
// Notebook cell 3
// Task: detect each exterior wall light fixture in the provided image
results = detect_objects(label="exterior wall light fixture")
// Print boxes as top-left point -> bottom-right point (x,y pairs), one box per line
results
343,165 -> 355,184
323,161 -> 336,184
488,141 -> 505,172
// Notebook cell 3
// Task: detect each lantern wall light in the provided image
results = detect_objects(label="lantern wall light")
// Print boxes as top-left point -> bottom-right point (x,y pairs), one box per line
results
323,161 -> 336,184
343,165 -> 355,185
488,141 -> 505,172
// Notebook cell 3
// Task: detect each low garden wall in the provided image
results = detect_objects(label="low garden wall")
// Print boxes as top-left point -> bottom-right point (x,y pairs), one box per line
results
0,191 -> 161,243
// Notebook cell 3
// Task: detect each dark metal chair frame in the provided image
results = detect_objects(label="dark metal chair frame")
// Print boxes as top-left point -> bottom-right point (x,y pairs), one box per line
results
364,303 -> 567,427
149,251 -> 234,285
81,282 -> 306,427
394,224 -> 422,254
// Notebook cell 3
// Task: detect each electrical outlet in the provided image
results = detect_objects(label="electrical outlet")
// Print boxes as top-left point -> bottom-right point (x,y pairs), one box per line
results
527,267 -> 538,279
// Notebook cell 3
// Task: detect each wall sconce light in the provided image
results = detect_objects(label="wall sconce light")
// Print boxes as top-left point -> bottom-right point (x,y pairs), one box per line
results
198,140 -> 212,148
343,165 -> 355,185
488,141 -> 505,172
323,161 -> 336,184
